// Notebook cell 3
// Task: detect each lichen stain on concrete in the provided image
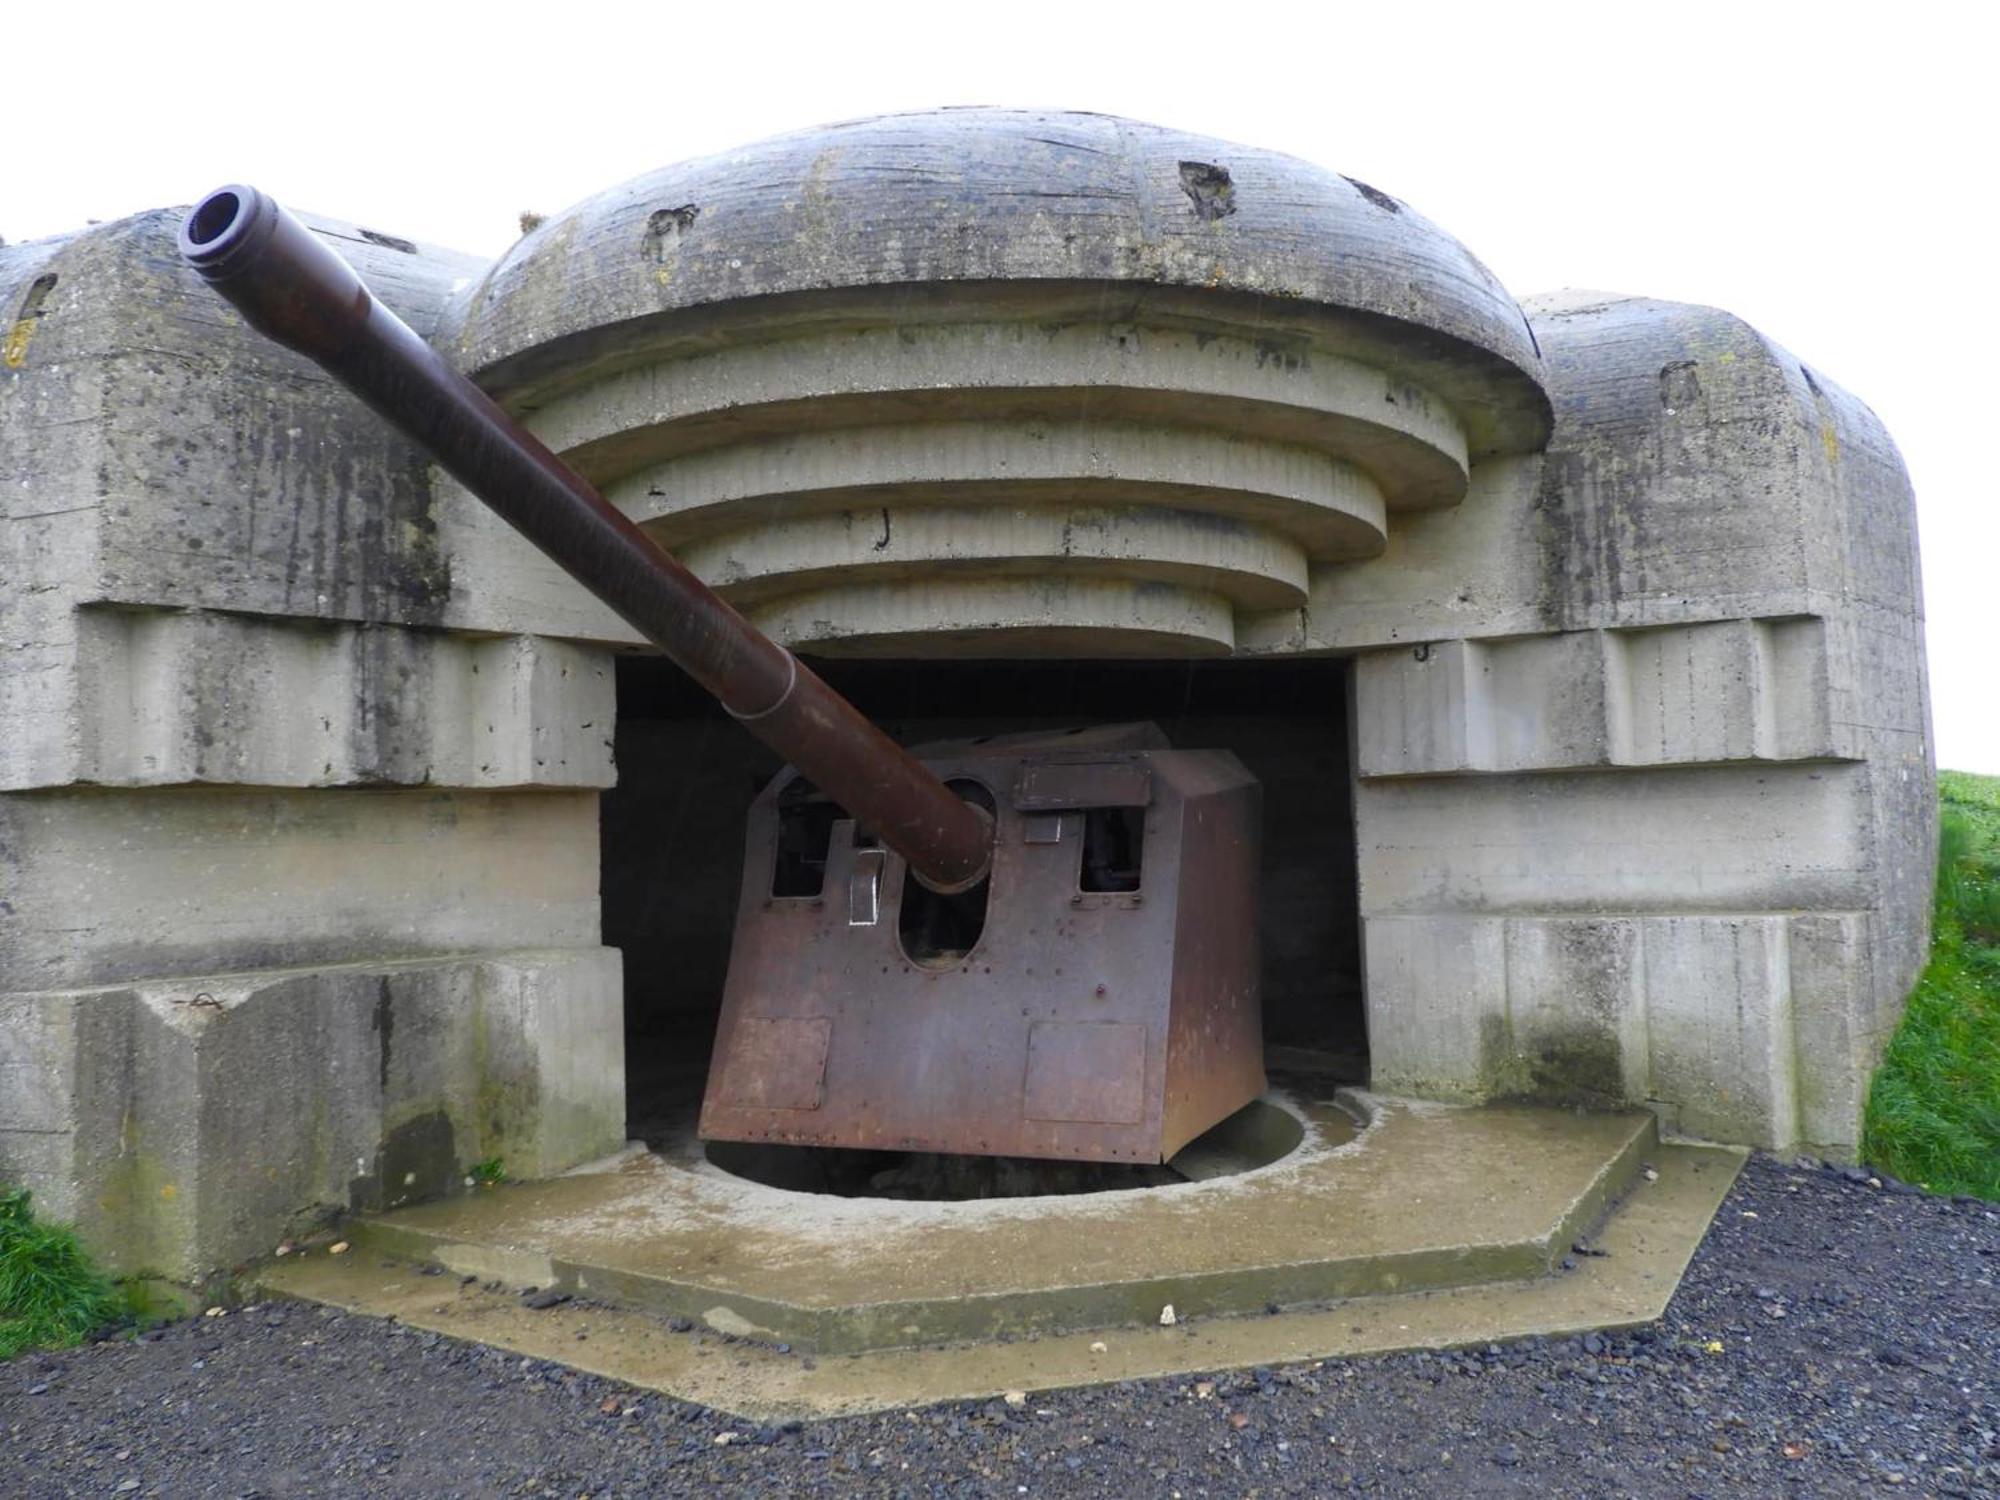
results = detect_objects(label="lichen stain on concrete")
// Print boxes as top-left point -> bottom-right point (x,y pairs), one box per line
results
3,318 -> 37,368
94,1125 -> 181,1278
1513,1027 -> 1628,1109
1442,1012 -> 1631,1111
361,1109 -> 458,1212
469,1000 -> 544,1158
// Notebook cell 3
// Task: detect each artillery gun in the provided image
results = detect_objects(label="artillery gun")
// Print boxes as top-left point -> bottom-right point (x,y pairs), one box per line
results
180,186 -> 1264,1164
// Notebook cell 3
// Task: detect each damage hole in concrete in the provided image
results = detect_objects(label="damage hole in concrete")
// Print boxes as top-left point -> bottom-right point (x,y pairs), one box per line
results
1659,359 -> 1702,413
4,274 -> 59,368
1343,176 -> 1402,214
644,204 -> 701,260
703,1096 -> 1306,1199
356,227 -> 419,255
1177,161 -> 1237,221
18,273 -> 59,318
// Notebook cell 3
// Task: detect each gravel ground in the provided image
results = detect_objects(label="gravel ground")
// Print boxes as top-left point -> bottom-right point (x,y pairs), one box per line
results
3,1156 -> 1995,1498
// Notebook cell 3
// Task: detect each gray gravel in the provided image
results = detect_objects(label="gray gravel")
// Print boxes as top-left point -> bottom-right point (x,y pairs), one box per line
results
4,1157 -> 1995,1497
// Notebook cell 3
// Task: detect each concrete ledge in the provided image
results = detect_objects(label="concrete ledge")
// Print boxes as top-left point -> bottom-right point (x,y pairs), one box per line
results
1364,909 -> 1875,1152
1354,617 -> 1854,779
678,505 -> 1311,613
0,786 -> 601,991
748,575 -> 1241,658
0,947 -> 624,1280
533,322 -> 1469,508
259,1136 -> 1740,1421
1355,762 -> 1874,916
58,609 -> 615,791
332,1092 -> 1655,1357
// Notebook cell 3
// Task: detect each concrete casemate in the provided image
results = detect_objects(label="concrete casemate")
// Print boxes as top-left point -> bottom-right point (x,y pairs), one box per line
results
0,109 -> 1932,1281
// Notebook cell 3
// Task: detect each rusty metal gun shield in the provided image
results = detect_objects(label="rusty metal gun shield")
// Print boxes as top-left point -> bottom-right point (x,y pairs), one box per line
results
699,724 -> 1265,1163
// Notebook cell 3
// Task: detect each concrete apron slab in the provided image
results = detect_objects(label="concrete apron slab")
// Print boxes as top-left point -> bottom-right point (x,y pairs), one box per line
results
322,1091 -> 1655,1355
249,1091 -> 1742,1413
256,1139 -> 1743,1421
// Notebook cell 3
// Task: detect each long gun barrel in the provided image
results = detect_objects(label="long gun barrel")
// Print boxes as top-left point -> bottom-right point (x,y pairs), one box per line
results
179,185 -> 992,893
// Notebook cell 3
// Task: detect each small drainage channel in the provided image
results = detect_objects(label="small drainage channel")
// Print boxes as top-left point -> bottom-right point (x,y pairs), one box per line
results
703,1096 -> 1316,1200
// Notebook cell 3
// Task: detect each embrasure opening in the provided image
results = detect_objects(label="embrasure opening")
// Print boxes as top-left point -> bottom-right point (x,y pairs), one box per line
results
898,779 -> 995,965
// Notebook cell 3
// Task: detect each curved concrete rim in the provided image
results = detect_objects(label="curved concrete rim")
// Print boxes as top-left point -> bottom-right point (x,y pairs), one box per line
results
439,107 -> 1552,456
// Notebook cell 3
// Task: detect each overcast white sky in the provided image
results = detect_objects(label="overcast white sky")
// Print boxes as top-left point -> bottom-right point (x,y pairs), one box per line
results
11,1 -> 1993,771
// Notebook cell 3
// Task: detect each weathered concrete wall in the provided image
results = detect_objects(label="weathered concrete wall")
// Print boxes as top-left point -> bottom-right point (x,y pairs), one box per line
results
1285,296 -> 1933,1152
1,211 -> 625,1278
2,950 -> 620,1277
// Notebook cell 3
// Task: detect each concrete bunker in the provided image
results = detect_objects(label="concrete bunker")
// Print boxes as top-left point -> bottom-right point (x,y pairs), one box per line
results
0,108 -> 1933,1289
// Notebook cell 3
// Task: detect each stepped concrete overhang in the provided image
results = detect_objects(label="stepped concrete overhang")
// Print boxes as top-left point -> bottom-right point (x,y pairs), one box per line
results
436,109 -> 1553,657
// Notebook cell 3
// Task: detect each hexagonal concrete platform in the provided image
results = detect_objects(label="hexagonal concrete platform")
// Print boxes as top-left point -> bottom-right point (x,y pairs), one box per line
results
254,1064 -> 1743,1416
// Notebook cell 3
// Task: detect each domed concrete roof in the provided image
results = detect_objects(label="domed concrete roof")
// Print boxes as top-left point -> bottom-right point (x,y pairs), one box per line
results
437,111 -> 1554,657
447,109 -> 1546,447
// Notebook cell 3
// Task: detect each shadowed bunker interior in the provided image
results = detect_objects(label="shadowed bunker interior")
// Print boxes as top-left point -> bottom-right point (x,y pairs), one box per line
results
603,654 -> 1363,1166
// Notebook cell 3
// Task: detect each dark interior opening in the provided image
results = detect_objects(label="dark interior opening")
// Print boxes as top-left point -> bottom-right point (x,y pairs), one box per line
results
603,654 -> 1365,1145
703,1095 -> 1315,1200
897,780 -> 995,967
770,778 -> 839,897
187,191 -> 241,246
1080,805 -> 1146,892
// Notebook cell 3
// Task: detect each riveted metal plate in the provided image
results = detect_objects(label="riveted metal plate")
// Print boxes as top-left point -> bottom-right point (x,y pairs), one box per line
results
713,1017 -> 831,1112
1023,1021 -> 1148,1124
1012,761 -> 1153,811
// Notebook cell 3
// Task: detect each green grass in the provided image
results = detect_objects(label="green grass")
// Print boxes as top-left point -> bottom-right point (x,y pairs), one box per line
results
0,1187 -> 122,1359
1862,769 -> 2000,1199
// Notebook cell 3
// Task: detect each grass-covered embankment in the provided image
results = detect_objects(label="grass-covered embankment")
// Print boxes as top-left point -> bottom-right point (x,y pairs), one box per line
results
1863,769 -> 2000,1199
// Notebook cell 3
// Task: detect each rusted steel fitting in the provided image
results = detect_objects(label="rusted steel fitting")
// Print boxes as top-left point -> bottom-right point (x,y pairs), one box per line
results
179,185 -> 992,893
